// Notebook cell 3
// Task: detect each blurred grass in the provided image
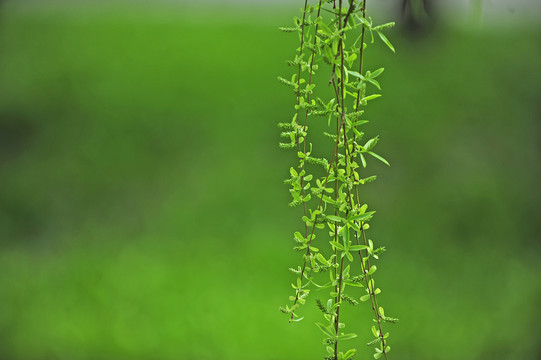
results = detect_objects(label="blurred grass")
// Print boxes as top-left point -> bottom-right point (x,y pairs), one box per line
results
0,2 -> 540,360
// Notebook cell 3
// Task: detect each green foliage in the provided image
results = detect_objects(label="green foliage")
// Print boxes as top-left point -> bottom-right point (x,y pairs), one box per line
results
0,2 -> 539,359
278,1 -> 398,359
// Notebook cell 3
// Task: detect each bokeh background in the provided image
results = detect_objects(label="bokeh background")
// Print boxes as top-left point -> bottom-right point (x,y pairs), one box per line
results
0,0 -> 540,359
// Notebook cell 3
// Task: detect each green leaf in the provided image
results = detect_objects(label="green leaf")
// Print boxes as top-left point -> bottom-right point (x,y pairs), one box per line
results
348,211 -> 375,222
342,225 -> 350,243
338,333 -> 358,340
326,346 -> 334,356
353,119 -> 369,126
316,323 -> 334,337
347,70 -> 364,81
364,136 -> 379,151
349,221 -> 361,232
349,245 -> 368,251
359,175 -> 377,184
360,294 -> 371,302
344,280 -> 364,287
362,94 -> 381,102
377,30 -> 395,53
359,153 -> 367,168
322,195 -> 337,205
326,215 -> 344,222
368,278 -> 375,291
318,21 -> 333,35
370,68 -> 384,78
330,241 -> 345,251
343,349 -> 357,359
324,45 -> 334,63
365,77 -> 381,90
316,253 -> 330,266
367,151 -> 390,166
294,232 -> 305,242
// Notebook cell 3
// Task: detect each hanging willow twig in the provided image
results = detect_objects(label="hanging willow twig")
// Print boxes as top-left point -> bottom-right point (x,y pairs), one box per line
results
278,1 -> 399,359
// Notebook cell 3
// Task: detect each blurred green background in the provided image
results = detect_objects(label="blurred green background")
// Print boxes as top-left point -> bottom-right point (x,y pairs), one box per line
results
0,1 -> 540,359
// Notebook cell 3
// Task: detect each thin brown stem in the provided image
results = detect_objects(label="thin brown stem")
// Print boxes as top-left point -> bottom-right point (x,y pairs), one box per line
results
349,1 -> 389,356
298,1 -> 324,279
353,0 -> 367,113
290,8 -> 391,358
332,2 -> 347,359
359,224 -> 388,359
302,0 -> 324,153
289,123 -> 344,321
295,0 -> 310,236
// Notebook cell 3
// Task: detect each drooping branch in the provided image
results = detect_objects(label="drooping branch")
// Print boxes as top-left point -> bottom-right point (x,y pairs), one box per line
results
278,1 -> 398,358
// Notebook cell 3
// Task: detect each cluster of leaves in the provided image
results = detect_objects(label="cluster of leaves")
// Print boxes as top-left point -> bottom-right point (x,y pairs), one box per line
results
278,1 -> 398,359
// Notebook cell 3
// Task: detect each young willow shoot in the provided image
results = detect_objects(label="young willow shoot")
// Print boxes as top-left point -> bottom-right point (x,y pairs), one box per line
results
278,1 -> 398,359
